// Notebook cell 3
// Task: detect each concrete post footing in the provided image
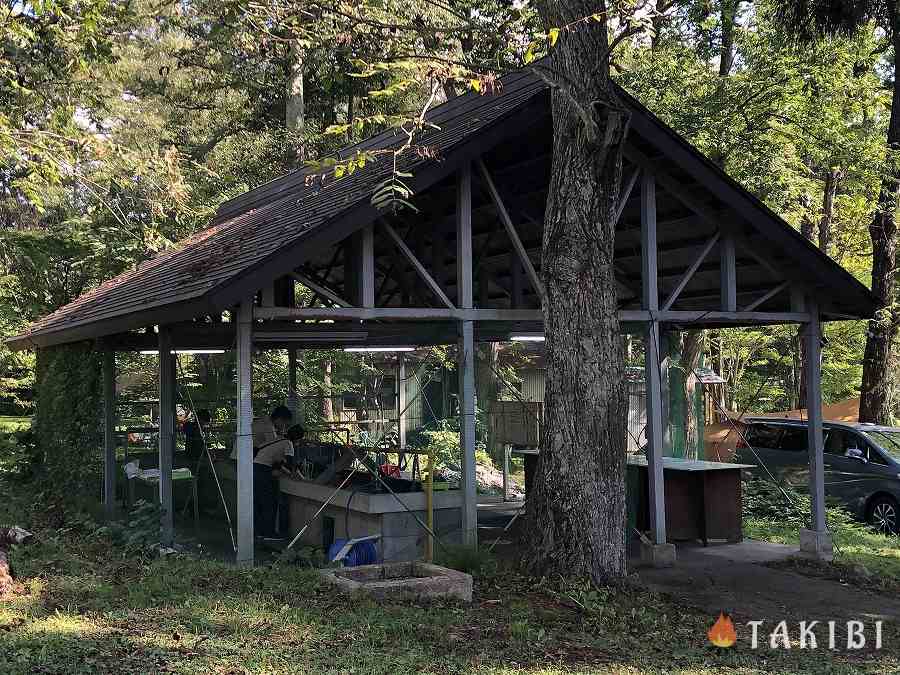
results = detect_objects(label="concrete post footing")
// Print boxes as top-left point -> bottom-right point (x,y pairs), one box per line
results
640,541 -> 677,568
799,528 -> 833,562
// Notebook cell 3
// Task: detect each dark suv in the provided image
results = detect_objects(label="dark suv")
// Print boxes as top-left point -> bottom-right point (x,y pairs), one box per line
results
735,419 -> 900,535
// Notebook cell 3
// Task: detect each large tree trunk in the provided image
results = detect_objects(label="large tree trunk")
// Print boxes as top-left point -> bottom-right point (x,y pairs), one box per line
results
526,0 -> 629,583
286,41 -> 305,167
719,0 -> 739,76
819,167 -> 841,256
796,168 -> 841,406
475,343 -> 501,464
860,25 -> 900,424
796,201 -> 816,405
679,330 -> 703,459
322,362 -> 334,422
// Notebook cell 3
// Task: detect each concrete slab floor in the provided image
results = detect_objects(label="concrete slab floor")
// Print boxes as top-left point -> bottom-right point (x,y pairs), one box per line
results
633,540 -> 900,623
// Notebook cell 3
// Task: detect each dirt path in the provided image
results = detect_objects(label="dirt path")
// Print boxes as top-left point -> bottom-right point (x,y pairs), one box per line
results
634,541 -> 900,623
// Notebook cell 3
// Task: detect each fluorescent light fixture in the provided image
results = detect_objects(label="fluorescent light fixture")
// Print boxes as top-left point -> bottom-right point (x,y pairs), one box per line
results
139,349 -> 226,355
510,334 -> 545,342
343,346 -> 416,353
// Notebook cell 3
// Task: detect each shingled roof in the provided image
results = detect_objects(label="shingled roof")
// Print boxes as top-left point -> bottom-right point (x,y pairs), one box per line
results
8,65 -> 876,350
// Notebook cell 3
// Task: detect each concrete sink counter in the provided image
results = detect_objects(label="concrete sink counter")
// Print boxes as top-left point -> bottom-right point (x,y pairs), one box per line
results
280,477 -> 463,561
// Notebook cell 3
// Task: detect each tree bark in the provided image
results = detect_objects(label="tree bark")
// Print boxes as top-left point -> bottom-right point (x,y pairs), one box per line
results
650,0 -> 675,52
719,0 -> 739,77
796,166 -> 841,405
715,331 -> 727,412
679,330 -> 703,459
286,41 -> 305,167
322,361 -> 334,422
819,166 -> 841,256
526,0 -> 629,583
475,343 -> 501,464
860,21 -> 900,424
797,197 -> 816,406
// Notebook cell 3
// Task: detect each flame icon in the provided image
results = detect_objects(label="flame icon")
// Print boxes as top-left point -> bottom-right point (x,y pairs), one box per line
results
708,612 -> 737,648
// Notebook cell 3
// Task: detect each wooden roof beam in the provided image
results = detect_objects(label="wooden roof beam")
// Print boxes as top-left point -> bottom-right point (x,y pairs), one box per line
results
380,220 -> 456,309
476,158 -> 544,300
291,271 -> 351,308
661,232 -> 720,311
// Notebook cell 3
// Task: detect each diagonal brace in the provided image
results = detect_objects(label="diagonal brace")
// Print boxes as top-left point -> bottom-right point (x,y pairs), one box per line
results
380,220 -> 456,309
615,167 -> 641,226
740,281 -> 789,312
476,159 -> 544,300
661,232 -> 721,311
291,271 -> 351,308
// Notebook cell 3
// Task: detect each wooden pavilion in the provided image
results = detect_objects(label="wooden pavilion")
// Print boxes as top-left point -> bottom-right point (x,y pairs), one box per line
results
9,65 -> 876,566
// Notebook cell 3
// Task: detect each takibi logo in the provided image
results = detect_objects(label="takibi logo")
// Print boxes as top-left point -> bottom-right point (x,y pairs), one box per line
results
706,612 -> 885,650
708,612 -> 737,648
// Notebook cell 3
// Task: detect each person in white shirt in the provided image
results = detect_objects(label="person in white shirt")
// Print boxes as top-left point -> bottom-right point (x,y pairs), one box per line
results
252,406 -> 294,538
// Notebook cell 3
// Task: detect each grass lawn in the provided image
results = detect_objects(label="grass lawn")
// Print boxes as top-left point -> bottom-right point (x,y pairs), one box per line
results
0,486 -> 898,674
1,436 -> 899,673
0,416 -> 30,433
0,416 -> 30,475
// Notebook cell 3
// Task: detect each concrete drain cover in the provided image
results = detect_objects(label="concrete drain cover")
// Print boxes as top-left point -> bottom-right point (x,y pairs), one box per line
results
320,561 -> 473,602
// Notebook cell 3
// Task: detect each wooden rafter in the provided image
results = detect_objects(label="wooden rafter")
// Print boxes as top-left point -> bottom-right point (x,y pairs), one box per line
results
720,233 -> 737,311
640,172 -> 658,312
624,144 -> 784,283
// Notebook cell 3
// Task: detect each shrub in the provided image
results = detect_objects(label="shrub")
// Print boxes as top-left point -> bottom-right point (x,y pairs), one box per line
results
408,418 -> 492,474
436,544 -> 497,577
95,500 -> 164,556
743,476 -> 875,537
743,477 -> 811,526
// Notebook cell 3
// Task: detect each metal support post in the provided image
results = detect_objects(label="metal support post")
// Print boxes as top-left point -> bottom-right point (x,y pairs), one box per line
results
158,328 -> 175,547
458,320 -> 477,547
502,444 -> 510,502
102,349 -> 117,518
236,300 -> 255,565
800,301 -> 832,560
457,162 -> 477,546
397,354 -> 407,449
640,172 -> 674,566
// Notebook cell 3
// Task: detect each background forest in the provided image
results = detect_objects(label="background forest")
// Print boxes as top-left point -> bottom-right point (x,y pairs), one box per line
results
0,0 -> 892,420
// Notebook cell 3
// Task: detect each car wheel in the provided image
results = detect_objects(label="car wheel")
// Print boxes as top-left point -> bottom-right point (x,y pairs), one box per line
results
867,495 -> 899,535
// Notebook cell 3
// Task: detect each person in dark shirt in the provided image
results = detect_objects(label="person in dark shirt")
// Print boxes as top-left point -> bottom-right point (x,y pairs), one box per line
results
183,409 -> 212,469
